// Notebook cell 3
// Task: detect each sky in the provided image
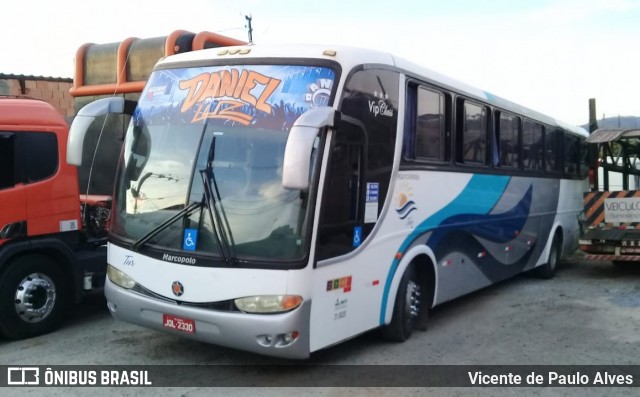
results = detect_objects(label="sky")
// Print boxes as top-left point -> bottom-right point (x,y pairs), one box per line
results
1,0 -> 639,126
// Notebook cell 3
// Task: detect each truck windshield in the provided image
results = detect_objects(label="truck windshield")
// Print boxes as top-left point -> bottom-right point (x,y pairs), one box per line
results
111,63 -> 337,264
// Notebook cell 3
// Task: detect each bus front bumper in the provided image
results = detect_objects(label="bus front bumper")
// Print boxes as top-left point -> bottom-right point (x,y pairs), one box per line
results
104,278 -> 311,359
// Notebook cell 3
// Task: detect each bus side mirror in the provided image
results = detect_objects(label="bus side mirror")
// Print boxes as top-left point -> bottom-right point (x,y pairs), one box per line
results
67,97 -> 135,166
282,107 -> 339,190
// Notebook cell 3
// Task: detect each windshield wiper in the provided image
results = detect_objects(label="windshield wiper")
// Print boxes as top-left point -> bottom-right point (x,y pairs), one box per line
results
131,135 -> 237,263
200,136 -> 237,264
131,201 -> 203,251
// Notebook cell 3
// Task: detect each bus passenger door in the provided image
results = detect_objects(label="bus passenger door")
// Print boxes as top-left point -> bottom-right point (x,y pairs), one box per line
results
309,68 -> 400,352
310,121 -> 368,351
316,122 -> 365,260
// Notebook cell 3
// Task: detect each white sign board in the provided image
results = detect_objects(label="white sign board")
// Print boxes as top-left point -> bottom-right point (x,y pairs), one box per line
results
604,197 -> 640,223
364,182 -> 379,223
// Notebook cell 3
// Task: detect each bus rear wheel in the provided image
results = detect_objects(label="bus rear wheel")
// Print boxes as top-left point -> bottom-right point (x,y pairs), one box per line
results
382,265 -> 422,342
535,234 -> 561,279
0,254 -> 68,339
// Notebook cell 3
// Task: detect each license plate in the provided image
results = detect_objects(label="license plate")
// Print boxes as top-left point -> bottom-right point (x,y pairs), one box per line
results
162,314 -> 196,334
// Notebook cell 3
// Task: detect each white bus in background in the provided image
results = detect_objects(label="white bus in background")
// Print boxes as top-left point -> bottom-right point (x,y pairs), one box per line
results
68,44 -> 589,358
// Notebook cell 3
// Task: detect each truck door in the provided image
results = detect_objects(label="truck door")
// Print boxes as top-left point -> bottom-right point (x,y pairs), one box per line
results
19,131 -> 78,236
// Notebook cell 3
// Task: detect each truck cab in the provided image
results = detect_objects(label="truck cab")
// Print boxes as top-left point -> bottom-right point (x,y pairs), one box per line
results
579,128 -> 640,264
0,97 -> 107,339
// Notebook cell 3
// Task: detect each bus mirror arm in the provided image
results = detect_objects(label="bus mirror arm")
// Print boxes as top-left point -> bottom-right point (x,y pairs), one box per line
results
67,97 -> 137,166
282,107 -> 339,191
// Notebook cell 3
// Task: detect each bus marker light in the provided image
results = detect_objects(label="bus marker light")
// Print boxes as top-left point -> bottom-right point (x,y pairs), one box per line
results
278,331 -> 300,346
372,280 -> 380,286
235,295 -> 303,313
477,251 -> 486,258
395,252 -> 403,260
281,296 -> 303,311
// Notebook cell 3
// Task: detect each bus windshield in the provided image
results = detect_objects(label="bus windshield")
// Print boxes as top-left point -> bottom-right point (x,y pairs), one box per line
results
111,63 -> 337,264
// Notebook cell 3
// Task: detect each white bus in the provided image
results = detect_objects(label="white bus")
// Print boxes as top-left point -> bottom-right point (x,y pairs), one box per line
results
68,44 -> 589,358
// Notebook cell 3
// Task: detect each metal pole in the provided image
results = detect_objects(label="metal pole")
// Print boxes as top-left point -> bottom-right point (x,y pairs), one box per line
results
588,98 -> 599,191
245,15 -> 253,44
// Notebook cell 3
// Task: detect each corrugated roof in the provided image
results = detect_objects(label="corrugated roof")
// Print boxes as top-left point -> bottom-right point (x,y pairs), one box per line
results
0,73 -> 72,82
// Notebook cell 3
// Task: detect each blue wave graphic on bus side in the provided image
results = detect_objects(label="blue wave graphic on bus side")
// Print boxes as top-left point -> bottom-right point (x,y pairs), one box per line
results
380,174 -> 511,324
426,184 -> 532,248
395,200 -> 417,219
434,227 -> 536,282
428,185 -> 535,282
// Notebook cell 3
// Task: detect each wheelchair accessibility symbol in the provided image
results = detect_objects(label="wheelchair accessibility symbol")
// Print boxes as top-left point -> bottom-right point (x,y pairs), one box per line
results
352,226 -> 362,248
183,228 -> 198,251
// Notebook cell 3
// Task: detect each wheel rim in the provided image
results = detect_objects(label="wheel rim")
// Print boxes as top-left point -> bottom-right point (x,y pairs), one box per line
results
14,272 -> 57,323
404,279 -> 421,323
549,242 -> 558,272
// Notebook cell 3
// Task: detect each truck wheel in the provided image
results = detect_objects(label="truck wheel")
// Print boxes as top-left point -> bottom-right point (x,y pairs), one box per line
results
0,254 -> 68,339
535,234 -> 560,279
381,265 -> 422,342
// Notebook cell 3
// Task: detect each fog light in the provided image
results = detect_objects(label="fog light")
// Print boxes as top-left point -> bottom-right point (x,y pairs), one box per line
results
256,334 -> 274,346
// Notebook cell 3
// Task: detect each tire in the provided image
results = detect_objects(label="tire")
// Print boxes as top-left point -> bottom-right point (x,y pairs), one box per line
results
0,254 -> 68,339
535,234 -> 560,279
381,265 -> 422,342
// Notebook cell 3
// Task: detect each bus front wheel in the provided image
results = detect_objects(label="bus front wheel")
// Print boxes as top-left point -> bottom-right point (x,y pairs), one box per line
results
381,265 -> 422,342
0,254 -> 68,339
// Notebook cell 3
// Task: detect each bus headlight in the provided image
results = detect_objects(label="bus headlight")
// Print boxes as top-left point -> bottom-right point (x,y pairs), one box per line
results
234,295 -> 303,314
107,265 -> 137,289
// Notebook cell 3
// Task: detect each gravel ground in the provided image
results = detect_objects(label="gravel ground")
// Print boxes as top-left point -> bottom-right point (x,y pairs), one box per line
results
1,253 -> 638,396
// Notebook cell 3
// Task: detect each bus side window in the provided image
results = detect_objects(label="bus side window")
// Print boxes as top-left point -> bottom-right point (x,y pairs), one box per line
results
578,139 -> 590,178
564,134 -> 579,176
415,87 -> 445,161
498,112 -> 521,168
546,128 -> 562,173
457,100 -> 488,165
523,120 -> 544,171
